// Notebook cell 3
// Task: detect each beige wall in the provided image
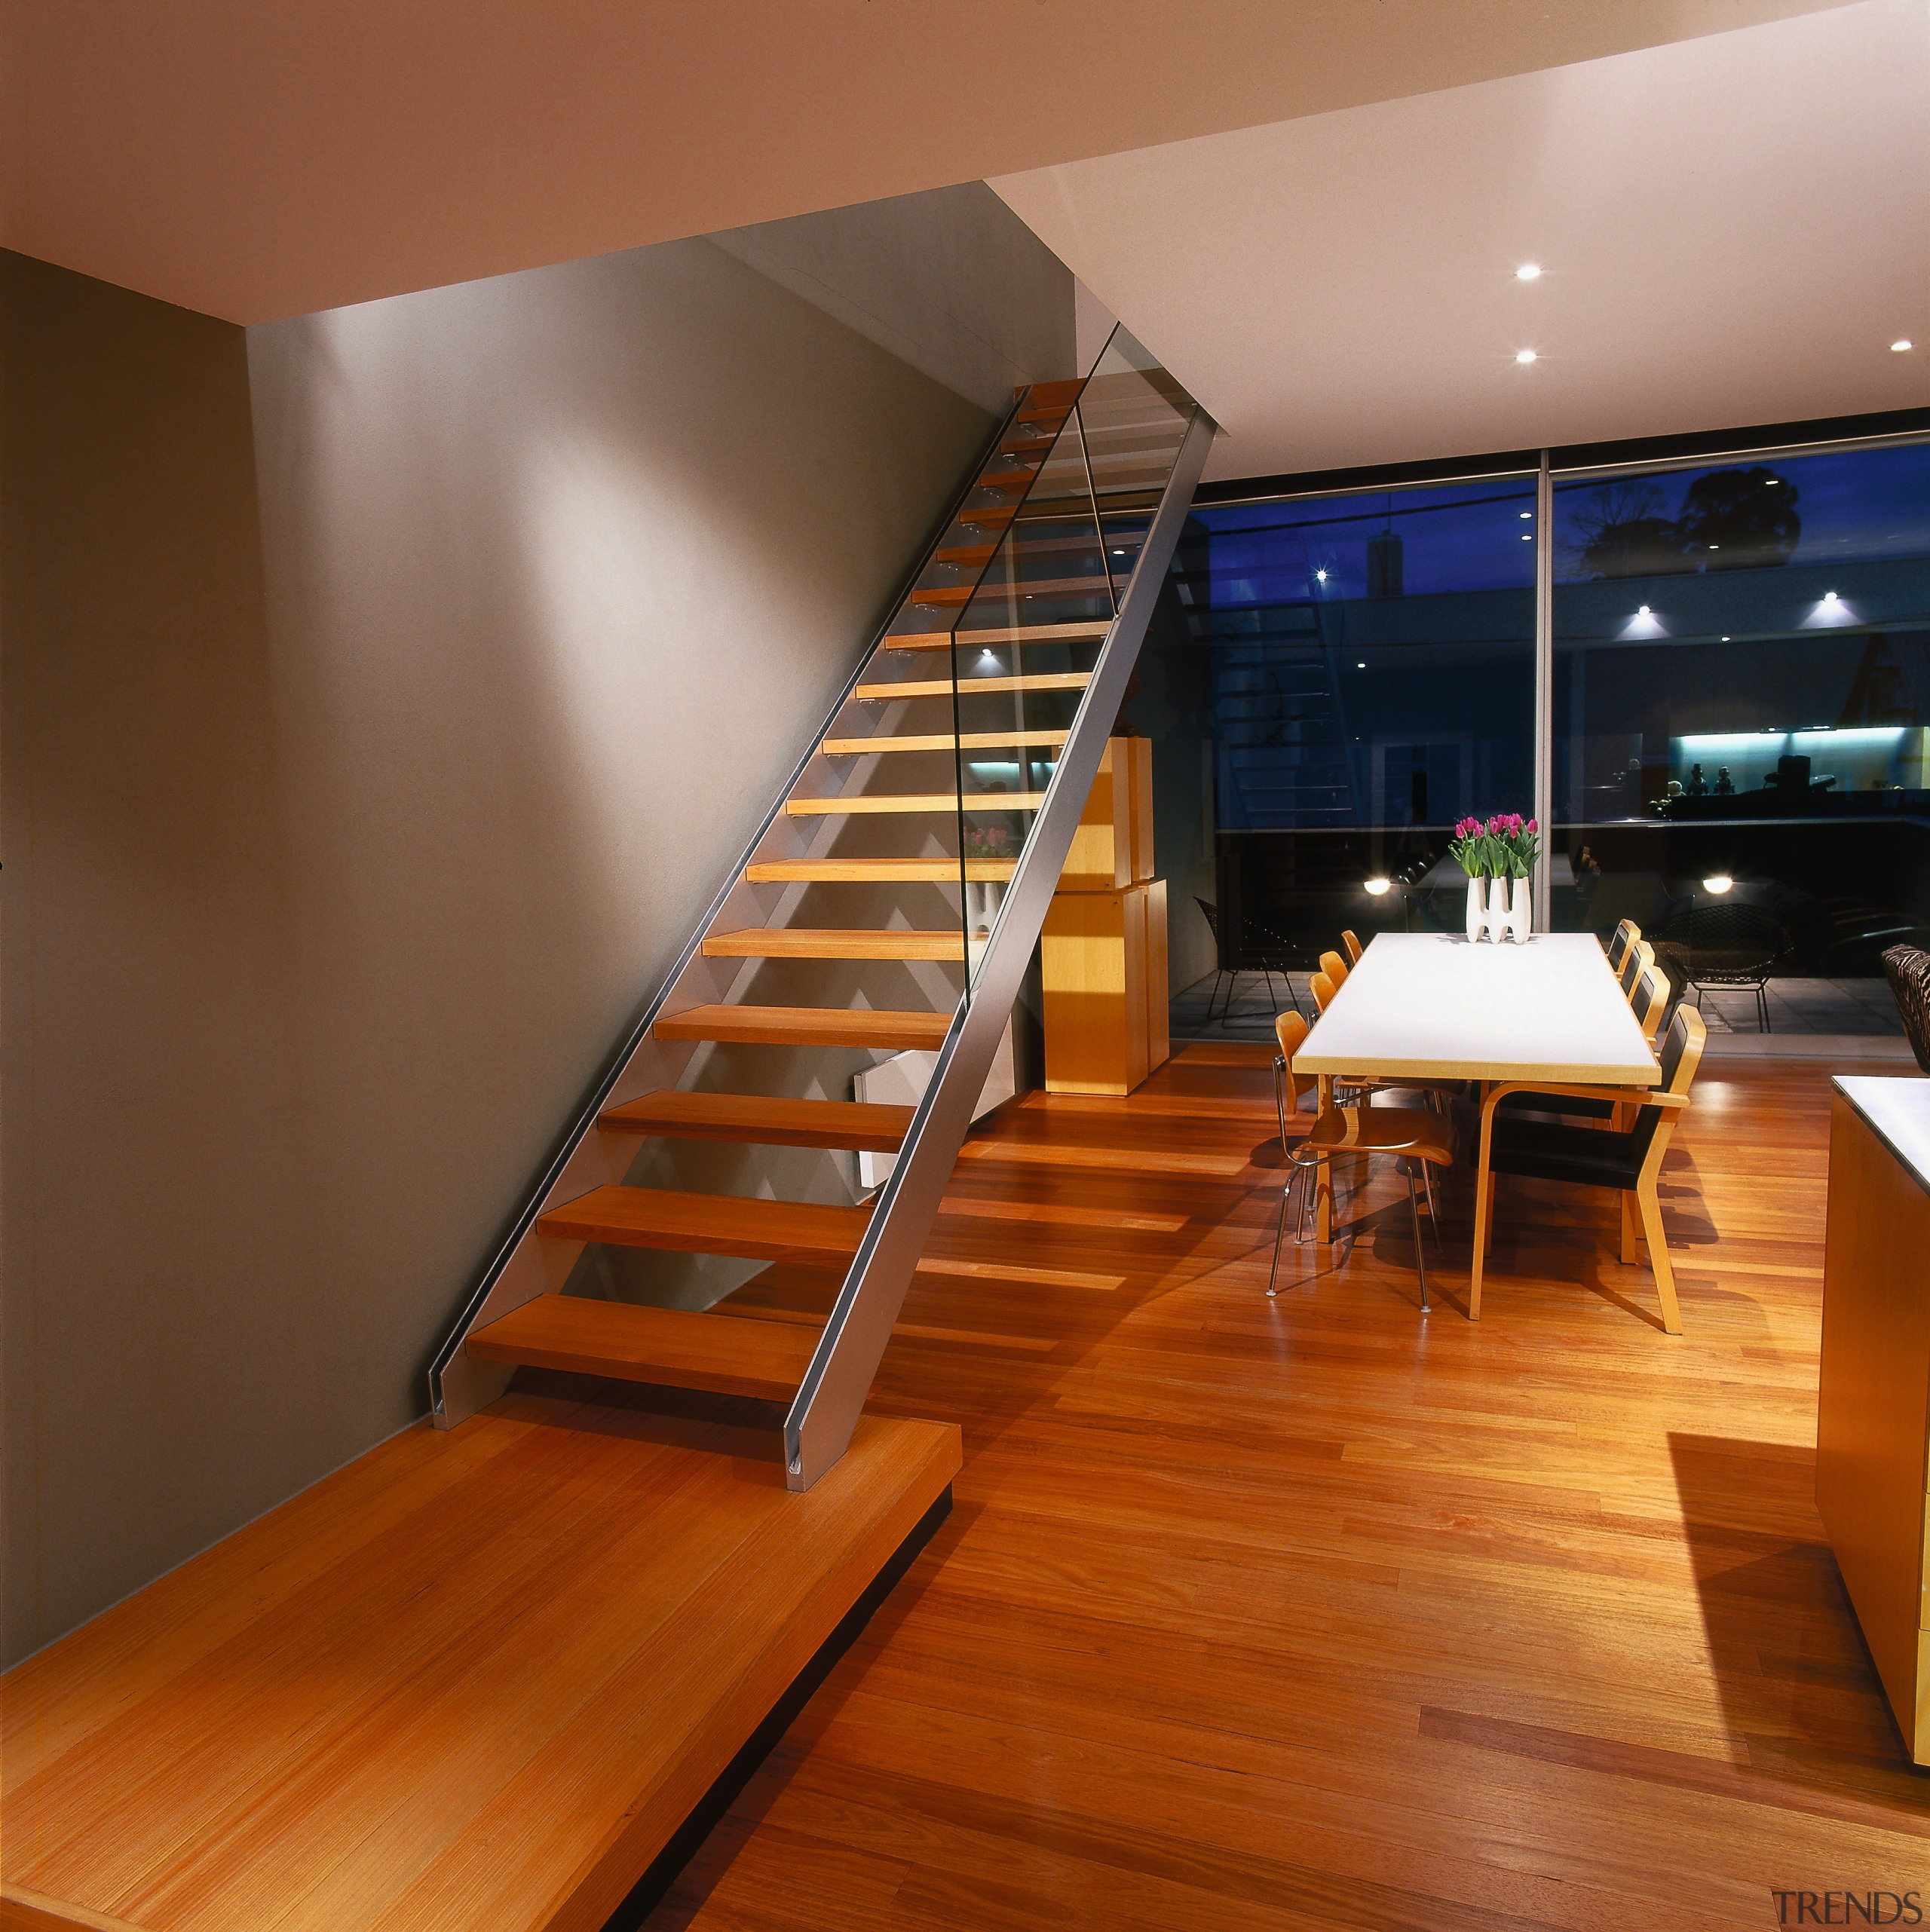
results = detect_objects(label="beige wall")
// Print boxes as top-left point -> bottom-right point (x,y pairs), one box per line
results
2,229 -> 1015,1664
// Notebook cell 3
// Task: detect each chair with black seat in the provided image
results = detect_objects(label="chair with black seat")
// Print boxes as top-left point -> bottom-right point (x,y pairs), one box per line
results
1498,964 -> 1669,1127
1618,938 -> 1656,1002
1680,902 -> 1788,1033
1471,1005 -> 1706,1333
1267,1012 -> 1454,1312
1606,919 -> 1641,973
1880,944 -> 1930,1075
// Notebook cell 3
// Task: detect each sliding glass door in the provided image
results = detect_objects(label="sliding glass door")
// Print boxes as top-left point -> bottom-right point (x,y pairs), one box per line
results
1153,479 -> 1536,978
1130,431 -> 1929,1022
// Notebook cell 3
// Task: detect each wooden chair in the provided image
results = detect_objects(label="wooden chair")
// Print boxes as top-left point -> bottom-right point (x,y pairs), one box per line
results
1470,1006 -> 1706,1333
1606,919 -> 1642,972
1341,930 -> 1365,966
1319,949 -> 1349,990
1268,1012 -> 1454,1312
1310,969 -> 1338,1014
1619,938 -> 1656,1002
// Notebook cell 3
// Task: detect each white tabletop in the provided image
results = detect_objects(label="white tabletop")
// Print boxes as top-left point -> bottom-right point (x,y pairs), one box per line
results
1835,1076 -> 1930,1197
1297,932 -> 1661,1085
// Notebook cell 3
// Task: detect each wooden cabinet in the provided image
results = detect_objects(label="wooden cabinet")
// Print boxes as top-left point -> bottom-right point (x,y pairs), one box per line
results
1818,1077 -> 1930,1762
1042,738 -> 1169,1096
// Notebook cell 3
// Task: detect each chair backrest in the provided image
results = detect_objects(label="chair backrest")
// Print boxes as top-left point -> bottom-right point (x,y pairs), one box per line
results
1275,1009 -> 1314,1107
1882,944 -> 1930,1076
1628,1005 -> 1707,1174
1631,963 -> 1668,1043
1607,918 -> 1641,971
1319,949 -> 1349,988
1341,929 -> 1364,966
1619,938 -> 1655,1000
1310,969 -> 1338,1013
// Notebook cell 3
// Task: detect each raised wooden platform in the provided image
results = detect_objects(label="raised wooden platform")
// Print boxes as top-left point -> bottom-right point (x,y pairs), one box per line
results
0,1382 -> 959,1932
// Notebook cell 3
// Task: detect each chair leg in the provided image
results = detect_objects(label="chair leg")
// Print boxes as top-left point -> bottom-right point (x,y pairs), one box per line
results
1406,1166 -> 1431,1314
1273,1057 -> 1288,1147
1636,1175 -> 1683,1334
1758,983 -> 1772,1034
1619,1189 -> 1640,1265
1267,1166 -> 1296,1297
1482,1171 -> 1497,1257
1420,1159 -> 1441,1244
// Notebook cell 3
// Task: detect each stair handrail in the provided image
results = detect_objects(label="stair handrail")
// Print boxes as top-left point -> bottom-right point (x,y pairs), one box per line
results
426,390 -> 1032,1422
783,383 -> 1217,1487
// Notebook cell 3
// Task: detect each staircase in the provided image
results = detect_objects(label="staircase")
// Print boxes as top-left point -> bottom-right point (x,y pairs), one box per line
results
431,328 -> 1212,1487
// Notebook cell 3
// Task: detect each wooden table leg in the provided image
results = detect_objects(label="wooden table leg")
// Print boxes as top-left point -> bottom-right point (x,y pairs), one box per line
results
1316,1073 -> 1334,1244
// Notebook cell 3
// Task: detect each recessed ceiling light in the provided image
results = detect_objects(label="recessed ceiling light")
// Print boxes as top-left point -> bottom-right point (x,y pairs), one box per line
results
1519,511 -> 1532,519
1515,349 -> 1538,365
1515,265 -> 1542,282
1894,339 -> 1914,352
1356,660 -> 1366,669
1521,534 -> 1532,541
1315,568 -> 1328,582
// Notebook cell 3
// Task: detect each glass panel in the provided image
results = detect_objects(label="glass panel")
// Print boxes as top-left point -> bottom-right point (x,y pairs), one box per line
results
1549,440 -> 1930,1026
1141,474 -> 1538,1031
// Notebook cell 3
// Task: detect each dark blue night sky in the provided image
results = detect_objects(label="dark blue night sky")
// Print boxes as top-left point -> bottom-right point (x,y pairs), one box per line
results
1196,442 -> 1929,604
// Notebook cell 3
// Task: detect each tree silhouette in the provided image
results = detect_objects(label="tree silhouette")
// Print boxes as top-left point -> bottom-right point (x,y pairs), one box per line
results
1564,482 -> 1692,579
1564,467 -> 1803,579
1675,466 -> 1800,569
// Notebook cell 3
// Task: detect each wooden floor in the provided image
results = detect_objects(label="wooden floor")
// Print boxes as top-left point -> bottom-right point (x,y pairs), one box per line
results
657,1048 -> 1930,1930
0,1395 -> 958,1931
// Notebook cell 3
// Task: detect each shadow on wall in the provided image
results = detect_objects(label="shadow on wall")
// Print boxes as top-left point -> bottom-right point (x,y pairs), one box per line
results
2,231 -> 1001,1664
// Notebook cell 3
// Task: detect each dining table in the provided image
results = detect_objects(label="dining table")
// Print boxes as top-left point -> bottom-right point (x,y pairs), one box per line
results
1293,931 -> 1662,1244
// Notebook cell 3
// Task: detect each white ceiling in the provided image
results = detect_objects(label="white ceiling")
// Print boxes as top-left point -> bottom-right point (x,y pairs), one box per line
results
992,0 -> 1929,481
0,0 -> 1855,323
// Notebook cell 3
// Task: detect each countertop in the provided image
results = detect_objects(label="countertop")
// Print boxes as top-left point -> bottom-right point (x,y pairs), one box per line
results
1835,1075 -> 1930,1197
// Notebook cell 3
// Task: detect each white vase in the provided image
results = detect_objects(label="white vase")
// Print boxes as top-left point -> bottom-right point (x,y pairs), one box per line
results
1464,876 -> 1488,941
1502,875 -> 1533,943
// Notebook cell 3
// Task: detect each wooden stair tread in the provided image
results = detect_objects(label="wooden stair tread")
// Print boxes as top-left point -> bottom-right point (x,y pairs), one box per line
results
745,858 -> 1018,883
467,1296 -> 822,1400
855,672 -> 1092,700
599,1090 -> 914,1150
786,791 -> 1046,816
702,928 -> 973,961
654,1003 -> 952,1050
823,729 -> 1067,755
886,621 -> 1111,651
536,1183 -> 872,1264
0,1389 -> 959,1932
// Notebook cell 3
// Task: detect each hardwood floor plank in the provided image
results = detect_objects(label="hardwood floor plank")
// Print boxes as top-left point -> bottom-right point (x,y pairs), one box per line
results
659,1054 -> 1930,1929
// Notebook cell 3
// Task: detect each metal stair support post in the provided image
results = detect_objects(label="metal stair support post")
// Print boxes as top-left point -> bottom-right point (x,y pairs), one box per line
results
783,401 -> 1217,1490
